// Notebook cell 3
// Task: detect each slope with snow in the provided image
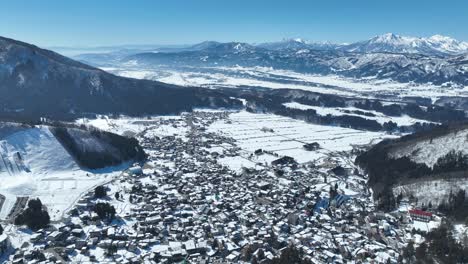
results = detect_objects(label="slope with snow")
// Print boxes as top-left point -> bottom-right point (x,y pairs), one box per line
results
394,178 -> 468,207
0,36 -> 239,119
341,33 -> 468,56
70,33 -> 468,91
257,33 -> 468,56
0,125 -> 123,221
388,128 -> 468,167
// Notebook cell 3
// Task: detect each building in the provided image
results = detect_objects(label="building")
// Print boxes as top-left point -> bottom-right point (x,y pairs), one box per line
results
272,156 -> 297,166
128,166 -> 143,176
409,209 -> 432,222
303,142 -> 320,151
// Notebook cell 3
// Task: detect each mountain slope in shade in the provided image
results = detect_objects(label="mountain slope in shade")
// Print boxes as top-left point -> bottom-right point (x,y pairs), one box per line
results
0,36 -> 240,121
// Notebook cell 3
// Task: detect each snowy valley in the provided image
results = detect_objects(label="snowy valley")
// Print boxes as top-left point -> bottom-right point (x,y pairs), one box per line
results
0,33 -> 466,264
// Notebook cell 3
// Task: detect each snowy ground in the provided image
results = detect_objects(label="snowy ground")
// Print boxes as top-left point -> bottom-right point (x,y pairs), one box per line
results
101,65 -> 468,101
0,126 -> 123,221
76,111 -> 394,173
394,178 -> 468,206
76,115 -> 187,138
389,128 -> 468,167
283,102 -> 433,126
207,111 -> 394,170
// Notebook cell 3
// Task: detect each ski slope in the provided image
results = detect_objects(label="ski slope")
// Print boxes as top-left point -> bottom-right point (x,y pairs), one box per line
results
0,125 -> 121,221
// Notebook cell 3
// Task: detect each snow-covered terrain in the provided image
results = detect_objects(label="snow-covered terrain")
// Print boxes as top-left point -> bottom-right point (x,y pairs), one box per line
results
283,102 -> 433,126
258,33 -> 468,56
388,128 -> 468,167
76,115 -> 189,138
76,111 -> 394,173
0,125 -> 123,221
207,111 -> 394,170
342,33 -> 468,56
394,178 -> 468,207
102,65 -> 468,101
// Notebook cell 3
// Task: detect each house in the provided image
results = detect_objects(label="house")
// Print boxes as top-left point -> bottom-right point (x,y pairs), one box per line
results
128,166 -> 143,176
330,166 -> 347,176
303,142 -> 320,151
272,156 -> 297,166
409,209 -> 432,222
48,231 -> 64,242
257,181 -> 271,191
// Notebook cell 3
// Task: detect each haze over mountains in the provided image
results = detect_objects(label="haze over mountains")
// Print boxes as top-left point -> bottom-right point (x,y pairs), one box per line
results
73,33 -> 468,87
69,33 -> 468,57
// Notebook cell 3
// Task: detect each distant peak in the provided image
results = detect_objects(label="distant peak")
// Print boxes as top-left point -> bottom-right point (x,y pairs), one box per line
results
280,38 -> 307,44
428,34 -> 456,42
372,33 -> 404,41
293,38 -> 306,43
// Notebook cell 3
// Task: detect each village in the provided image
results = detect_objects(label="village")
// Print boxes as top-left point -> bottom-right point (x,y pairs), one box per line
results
2,111 -> 440,263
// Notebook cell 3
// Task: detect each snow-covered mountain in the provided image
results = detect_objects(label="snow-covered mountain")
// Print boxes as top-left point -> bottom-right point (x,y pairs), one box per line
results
257,38 -> 341,51
0,36 -> 240,120
123,43 -> 468,86
341,33 -> 468,56
357,123 -> 468,210
256,33 -> 468,56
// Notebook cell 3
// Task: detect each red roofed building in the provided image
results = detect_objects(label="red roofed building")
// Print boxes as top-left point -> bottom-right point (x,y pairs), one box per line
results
409,209 -> 432,222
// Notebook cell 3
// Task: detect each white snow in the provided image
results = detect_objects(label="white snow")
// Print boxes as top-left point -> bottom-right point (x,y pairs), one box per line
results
283,102 -> 433,126
208,111 -> 394,168
102,65 -> 468,101
389,128 -> 468,167
0,126 -> 123,221
394,177 -> 468,209
76,115 -> 185,137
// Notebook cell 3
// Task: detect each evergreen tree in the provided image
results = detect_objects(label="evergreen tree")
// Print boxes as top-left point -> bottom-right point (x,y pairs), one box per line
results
95,186 -> 107,198
94,203 -> 116,220
14,198 -> 50,230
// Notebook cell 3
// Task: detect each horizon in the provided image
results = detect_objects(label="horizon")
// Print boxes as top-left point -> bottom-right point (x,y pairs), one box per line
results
43,33 -> 466,50
1,0 -> 467,47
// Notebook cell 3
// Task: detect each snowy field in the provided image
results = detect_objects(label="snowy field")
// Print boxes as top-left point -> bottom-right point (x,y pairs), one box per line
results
207,111 -> 394,170
101,65 -> 468,101
76,115 -> 187,138
76,111 -> 394,173
283,102 -> 433,126
0,126 -> 122,221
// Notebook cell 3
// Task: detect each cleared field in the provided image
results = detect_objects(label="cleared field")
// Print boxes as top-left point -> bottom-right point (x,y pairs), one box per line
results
208,111 -> 393,167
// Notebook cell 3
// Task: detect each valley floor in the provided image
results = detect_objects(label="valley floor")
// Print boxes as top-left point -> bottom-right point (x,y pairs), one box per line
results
1,110 -> 443,263
103,65 -> 468,102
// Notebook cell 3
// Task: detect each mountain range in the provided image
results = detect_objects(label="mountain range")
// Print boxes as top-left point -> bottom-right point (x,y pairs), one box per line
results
258,33 -> 468,56
72,33 -> 468,87
72,33 -> 468,59
1,34 -> 467,123
115,40 -> 468,86
0,36 -> 240,121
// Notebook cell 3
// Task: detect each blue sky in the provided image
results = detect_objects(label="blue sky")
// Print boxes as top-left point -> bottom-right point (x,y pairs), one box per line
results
1,0 -> 467,47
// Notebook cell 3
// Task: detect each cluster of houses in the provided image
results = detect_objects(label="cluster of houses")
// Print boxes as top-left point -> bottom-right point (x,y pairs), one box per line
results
3,111 -> 436,263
